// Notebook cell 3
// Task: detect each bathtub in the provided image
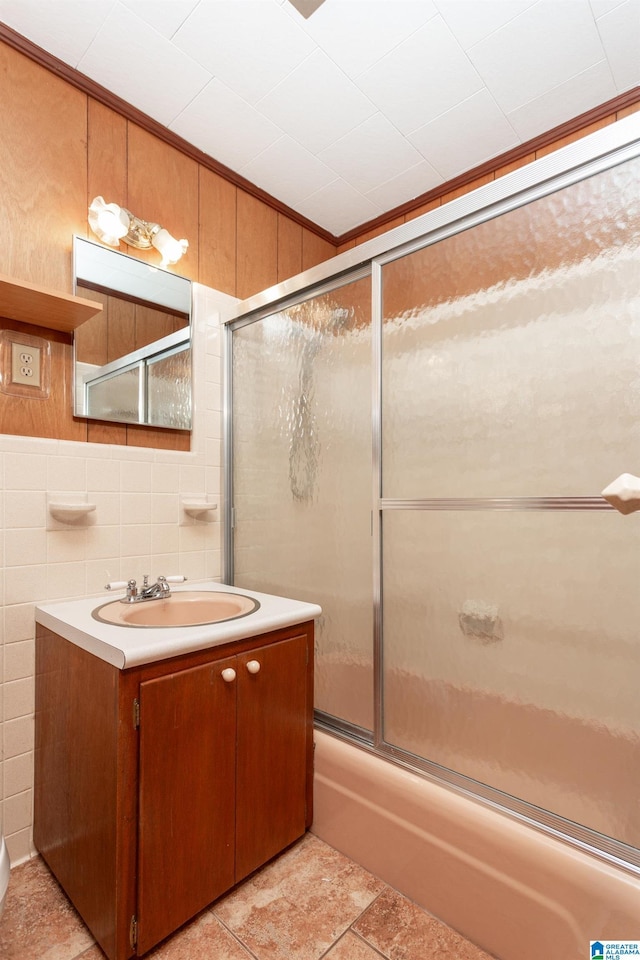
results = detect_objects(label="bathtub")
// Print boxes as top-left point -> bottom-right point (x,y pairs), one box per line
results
311,730 -> 640,960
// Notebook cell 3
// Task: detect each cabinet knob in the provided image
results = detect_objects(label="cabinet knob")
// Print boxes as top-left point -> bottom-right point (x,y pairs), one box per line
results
221,668 -> 236,683
246,660 -> 261,675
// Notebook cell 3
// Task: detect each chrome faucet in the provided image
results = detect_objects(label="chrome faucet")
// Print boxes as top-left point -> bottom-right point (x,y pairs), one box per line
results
124,575 -> 171,603
104,574 -> 187,602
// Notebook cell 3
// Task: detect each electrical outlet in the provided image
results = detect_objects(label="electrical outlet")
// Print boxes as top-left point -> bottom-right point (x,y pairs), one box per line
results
0,330 -> 50,399
11,341 -> 42,386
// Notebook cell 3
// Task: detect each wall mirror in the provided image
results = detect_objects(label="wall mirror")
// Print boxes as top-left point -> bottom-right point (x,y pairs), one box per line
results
73,236 -> 192,430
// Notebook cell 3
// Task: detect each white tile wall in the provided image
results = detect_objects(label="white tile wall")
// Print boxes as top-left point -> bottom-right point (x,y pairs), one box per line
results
0,282 -> 236,866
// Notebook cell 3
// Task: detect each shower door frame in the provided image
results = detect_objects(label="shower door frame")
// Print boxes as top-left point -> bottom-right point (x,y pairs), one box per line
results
223,111 -> 640,876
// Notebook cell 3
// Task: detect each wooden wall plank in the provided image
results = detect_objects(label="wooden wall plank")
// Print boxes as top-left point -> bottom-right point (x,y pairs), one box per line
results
277,216 -> 302,283
0,320 -> 86,441
199,168 -> 237,296
301,229 -> 337,272
87,99 -> 128,254
127,124 -> 199,282
0,44 -> 87,291
236,194 -> 278,300
74,287 -> 109,366
126,424 -> 190,451
87,421 -> 127,445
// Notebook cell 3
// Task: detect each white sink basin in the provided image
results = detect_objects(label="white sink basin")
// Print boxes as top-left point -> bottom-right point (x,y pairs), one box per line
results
93,591 -> 259,628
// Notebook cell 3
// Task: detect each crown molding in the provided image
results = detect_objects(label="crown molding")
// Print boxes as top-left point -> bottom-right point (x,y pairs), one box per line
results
0,22 -> 337,245
1,22 -> 638,249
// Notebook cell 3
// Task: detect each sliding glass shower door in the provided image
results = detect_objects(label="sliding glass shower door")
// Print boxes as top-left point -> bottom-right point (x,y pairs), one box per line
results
231,276 -> 374,733
228,118 -> 640,866
380,155 -> 640,852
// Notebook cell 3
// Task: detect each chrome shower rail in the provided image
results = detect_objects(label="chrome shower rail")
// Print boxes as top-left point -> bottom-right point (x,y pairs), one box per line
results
380,496 -> 614,511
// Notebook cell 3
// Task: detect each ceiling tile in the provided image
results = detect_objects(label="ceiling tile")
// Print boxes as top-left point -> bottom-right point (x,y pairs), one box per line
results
240,135 -> 336,205
170,79 -> 283,171
295,179 -> 382,235
318,113 -> 427,193
507,60 -> 618,140
120,0 -> 199,39
0,0 -> 637,237
285,0 -> 438,79
172,0 -> 315,105
435,0 -> 537,50
596,0 -> 640,90
409,89 -> 520,180
365,159 -> 444,211
77,5 -> 211,127
257,49 -> 377,154
590,0 -> 627,16
357,15 -> 484,135
467,1 -> 607,114
0,0 -> 113,67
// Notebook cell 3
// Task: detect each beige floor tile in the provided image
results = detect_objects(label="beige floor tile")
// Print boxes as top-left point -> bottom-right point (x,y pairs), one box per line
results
1,839 -> 497,960
323,930 -> 387,960
212,834 -> 385,960
0,856 -> 94,960
147,910 -> 254,960
354,888 -> 495,960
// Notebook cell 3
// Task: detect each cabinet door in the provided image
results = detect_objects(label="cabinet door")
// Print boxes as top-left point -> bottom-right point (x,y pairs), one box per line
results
137,656 -> 236,955
236,634 -> 309,879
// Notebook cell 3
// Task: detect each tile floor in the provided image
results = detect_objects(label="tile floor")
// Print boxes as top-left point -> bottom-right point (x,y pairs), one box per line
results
0,832 -> 496,960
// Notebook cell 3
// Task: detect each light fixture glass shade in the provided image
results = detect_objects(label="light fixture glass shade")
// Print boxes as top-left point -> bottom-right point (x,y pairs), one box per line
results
151,228 -> 189,267
88,196 -> 129,247
88,197 -> 188,267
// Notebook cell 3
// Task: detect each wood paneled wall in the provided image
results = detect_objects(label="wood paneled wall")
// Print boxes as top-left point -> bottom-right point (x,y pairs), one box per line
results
1,34 -> 638,448
0,40 -> 337,447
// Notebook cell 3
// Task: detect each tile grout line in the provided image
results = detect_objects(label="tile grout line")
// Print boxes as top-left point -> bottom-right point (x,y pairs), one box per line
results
206,903 -> 263,960
317,886 -> 393,960
346,886 -> 393,960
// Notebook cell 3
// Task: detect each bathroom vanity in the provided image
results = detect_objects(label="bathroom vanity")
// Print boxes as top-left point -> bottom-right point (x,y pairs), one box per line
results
34,583 -> 320,960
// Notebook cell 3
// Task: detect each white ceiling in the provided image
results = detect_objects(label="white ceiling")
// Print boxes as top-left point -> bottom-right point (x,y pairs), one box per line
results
1,0 -> 638,236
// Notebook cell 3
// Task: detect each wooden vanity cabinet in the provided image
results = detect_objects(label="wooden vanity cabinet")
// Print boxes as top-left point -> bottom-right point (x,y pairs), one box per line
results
34,621 -> 314,960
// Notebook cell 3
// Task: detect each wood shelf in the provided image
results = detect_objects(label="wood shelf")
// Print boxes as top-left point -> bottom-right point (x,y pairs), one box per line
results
0,273 -> 103,333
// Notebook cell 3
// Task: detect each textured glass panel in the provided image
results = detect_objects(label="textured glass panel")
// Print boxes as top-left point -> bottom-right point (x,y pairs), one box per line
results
86,366 -> 140,422
147,345 -> 192,429
382,157 -> 640,498
382,509 -> 640,847
233,279 -> 373,729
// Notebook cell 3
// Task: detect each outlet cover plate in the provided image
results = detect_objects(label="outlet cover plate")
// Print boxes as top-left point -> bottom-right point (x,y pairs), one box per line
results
0,329 -> 51,399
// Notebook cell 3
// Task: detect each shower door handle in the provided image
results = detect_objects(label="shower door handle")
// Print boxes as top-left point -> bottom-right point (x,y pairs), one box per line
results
601,473 -> 640,515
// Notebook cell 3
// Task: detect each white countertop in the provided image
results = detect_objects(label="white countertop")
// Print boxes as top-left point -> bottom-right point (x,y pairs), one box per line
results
35,581 -> 322,669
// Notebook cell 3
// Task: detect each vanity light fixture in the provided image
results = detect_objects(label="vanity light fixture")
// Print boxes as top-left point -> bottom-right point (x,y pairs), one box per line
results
88,196 -> 189,267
